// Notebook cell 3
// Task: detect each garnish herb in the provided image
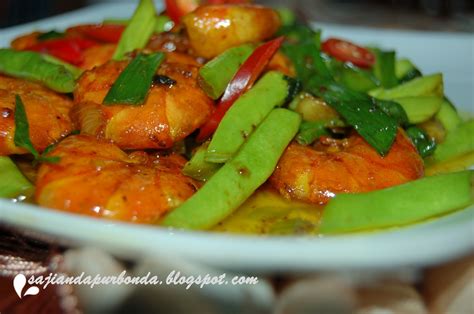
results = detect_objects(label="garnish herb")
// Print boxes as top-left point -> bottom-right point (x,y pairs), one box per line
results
279,24 -> 399,156
313,83 -> 398,155
372,48 -> 397,88
14,95 -> 59,164
103,52 -> 165,106
406,126 -> 436,158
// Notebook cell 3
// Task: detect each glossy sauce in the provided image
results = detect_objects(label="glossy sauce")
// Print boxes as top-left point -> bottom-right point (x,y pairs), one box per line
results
212,185 -> 323,235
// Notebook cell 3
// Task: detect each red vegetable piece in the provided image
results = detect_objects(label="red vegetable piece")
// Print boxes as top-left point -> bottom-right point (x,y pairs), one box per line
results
70,24 -> 126,43
29,38 -> 97,65
165,0 -> 250,24
322,37 -> 375,68
196,36 -> 284,142
206,0 -> 250,3
165,0 -> 200,24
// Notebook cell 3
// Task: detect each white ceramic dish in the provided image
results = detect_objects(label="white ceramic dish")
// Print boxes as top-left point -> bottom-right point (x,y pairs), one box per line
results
0,2 -> 472,273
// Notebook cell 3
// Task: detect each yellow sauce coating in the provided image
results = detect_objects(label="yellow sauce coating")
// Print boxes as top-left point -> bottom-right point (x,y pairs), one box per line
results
212,186 -> 323,235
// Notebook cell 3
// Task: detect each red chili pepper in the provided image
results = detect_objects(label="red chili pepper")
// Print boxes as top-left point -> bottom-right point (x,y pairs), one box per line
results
322,38 -> 375,68
196,36 -> 284,142
206,0 -> 250,3
28,38 -> 97,65
165,0 -> 249,24
68,24 -> 126,43
165,0 -> 200,24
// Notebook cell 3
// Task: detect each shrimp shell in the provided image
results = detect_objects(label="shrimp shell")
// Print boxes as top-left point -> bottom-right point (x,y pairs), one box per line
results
35,135 -> 199,223
270,130 -> 424,204
0,75 -> 74,155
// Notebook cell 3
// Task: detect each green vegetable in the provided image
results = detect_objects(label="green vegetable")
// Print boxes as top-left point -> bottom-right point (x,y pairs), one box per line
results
296,119 -> 345,145
280,25 -> 399,156
320,170 -> 474,234
323,56 -> 378,92
14,95 -> 59,163
199,44 -> 255,99
103,52 -> 165,106
406,126 -> 436,158
435,99 -> 462,132
339,64 -> 378,92
112,0 -> 157,60
373,49 -> 397,88
394,96 -> 443,124
432,120 -> 474,163
154,15 -> 174,33
0,49 -> 76,93
311,83 -> 398,156
206,71 -> 290,163
374,98 -> 409,126
279,26 -> 331,84
162,109 -> 301,230
104,15 -> 173,33
369,73 -> 443,99
0,156 -> 33,198
41,54 -> 83,79
276,8 -> 296,27
183,142 -> 221,181
395,58 -> 422,83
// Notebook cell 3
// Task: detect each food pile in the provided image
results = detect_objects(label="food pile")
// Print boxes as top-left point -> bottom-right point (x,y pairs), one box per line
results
0,0 -> 472,234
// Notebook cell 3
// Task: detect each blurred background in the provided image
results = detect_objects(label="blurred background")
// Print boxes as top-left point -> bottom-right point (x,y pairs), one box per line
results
0,0 -> 473,32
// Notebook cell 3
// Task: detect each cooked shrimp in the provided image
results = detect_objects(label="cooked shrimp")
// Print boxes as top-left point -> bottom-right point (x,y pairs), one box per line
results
11,32 -> 42,50
80,44 -> 116,70
35,135 -> 199,223
0,75 -> 74,155
73,52 -> 213,150
267,52 -> 295,77
270,130 -> 424,204
182,4 -> 281,59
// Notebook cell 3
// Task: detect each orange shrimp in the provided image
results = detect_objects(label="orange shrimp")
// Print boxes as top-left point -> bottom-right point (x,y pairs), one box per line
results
73,52 -> 213,150
79,44 -> 116,70
270,130 -> 424,204
35,135 -> 199,223
0,75 -> 74,155
182,4 -> 281,59
10,32 -> 42,50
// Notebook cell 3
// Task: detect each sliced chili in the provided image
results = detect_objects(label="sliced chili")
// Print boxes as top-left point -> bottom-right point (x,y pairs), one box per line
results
196,36 -> 284,142
165,0 -> 249,24
322,38 -> 375,69
68,24 -> 126,43
28,38 -> 97,65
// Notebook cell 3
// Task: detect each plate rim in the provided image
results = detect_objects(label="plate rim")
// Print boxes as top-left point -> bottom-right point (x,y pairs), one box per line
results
0,1 -> 473,272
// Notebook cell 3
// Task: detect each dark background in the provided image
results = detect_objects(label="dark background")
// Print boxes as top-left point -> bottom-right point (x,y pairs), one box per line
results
0,0 -> 473,32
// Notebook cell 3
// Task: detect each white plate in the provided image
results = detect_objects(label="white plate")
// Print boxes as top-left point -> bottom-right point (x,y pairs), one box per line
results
0,2 -> 473,273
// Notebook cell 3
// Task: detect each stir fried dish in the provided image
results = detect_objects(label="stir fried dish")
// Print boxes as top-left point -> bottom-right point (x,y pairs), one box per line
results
1,0 -> 472,235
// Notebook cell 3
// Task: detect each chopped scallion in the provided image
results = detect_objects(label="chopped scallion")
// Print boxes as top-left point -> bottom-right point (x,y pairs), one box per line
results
112,0 -> 157,60
103,52 -> 165,106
